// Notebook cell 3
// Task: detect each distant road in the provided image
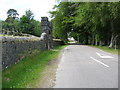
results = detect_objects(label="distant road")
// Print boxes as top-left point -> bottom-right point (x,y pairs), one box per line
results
54,45 -> 118,88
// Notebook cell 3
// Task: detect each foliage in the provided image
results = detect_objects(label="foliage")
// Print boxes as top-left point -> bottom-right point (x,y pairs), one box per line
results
49,2 -> 79,42
50,2 -> 120,48
2,9 -> 41,37
7,9 -> 19,19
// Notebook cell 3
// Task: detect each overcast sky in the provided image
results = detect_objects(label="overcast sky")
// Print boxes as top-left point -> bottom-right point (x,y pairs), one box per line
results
0,0 -> 57,21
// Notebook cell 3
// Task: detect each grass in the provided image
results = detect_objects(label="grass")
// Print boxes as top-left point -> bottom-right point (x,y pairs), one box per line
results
2,45 -> 67,88
89,45 -> 119,55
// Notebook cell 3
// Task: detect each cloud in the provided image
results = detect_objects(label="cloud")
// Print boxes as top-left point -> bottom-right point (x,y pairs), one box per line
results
0,0 -> 56,21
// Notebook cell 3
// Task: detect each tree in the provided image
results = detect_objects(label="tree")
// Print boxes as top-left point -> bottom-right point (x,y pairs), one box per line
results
20,10 -> 34,34
7,9 -> 19,19
19,10 -> 41,36
31,20 -> 41,36
3,9 -> 19,33
25,10 -> 34,21
2,9 -> 41,36
107,2 -> 120,48
50,2 -> 78,42
50,2 -> 120,48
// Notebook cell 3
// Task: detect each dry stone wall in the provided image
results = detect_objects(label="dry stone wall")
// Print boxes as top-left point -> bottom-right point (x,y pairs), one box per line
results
2,36 -> 45,69
2,17 -> 64,70
2,36 -> 63,70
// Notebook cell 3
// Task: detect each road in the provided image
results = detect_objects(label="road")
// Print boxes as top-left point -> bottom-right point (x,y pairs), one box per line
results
54,45 -> 118,88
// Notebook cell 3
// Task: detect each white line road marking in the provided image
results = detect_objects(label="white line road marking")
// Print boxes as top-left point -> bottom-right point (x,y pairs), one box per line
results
96,52 -> 114,58
90,57 -> 109,67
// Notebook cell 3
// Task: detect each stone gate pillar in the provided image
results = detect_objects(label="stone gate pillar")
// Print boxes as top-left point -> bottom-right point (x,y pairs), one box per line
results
41,17 -> 53,50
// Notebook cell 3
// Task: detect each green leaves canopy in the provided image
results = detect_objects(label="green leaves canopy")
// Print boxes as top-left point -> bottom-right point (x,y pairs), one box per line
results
50,2 -> 120,47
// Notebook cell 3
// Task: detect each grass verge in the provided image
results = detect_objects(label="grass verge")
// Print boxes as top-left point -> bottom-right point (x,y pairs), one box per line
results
2,45 -> 67,88
89,45 -> 119,55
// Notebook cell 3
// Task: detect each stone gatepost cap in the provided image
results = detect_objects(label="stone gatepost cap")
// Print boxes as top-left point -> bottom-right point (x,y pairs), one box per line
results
41,17 -> 48,21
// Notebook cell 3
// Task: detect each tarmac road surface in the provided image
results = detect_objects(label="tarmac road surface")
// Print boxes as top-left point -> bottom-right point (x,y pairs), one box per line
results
54,45 -> 118,88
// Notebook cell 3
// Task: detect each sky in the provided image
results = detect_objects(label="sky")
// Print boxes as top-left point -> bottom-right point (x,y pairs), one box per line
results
0,0 -> 57,21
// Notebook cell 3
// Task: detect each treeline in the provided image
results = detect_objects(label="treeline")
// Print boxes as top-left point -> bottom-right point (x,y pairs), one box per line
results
50,2 -> 120,48
1,9 -> 41,37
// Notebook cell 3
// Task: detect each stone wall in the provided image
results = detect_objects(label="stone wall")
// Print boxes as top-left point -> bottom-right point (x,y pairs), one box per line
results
2,36 -> 45,69
2,36 -> 63,69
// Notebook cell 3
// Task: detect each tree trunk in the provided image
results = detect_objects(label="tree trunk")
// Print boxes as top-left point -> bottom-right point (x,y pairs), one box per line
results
77,34 -> 79,42
109,34 -> 114,48
115,39 -> 116,50
99,41 -> 102,46
109,34 -> 118,48
85,32 -> 88,45
109,20 -> 115,48
95,35 -> 98,45
114,35 -> 119,50
107,34 -> 110,45
91,34 -> 95,45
